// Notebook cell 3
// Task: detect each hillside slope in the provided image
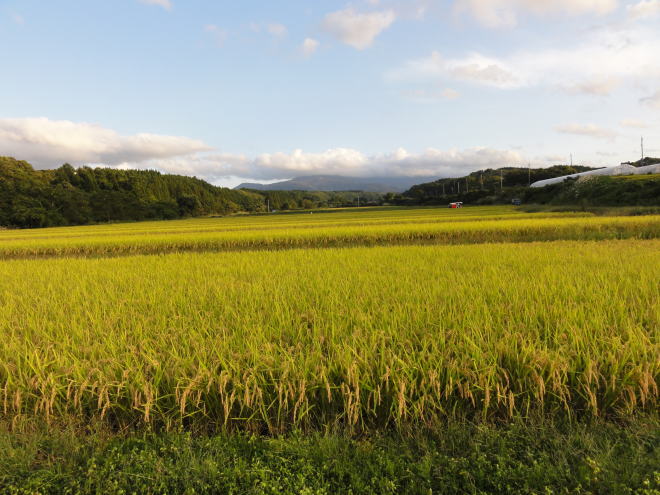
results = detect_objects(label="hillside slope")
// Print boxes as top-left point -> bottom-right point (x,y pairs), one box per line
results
400,164 -> 660,206
405,165 -> 595,200
0,157 -> 265,228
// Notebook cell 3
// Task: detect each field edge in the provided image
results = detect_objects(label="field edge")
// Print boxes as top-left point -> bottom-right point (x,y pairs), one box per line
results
1,418 -> 658,494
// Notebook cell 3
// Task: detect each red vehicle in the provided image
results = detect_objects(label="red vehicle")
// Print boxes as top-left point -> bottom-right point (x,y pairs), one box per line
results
448,202 -> 463,208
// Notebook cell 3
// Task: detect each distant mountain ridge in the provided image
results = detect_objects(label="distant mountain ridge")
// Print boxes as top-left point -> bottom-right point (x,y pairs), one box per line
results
236,175 -> 438,193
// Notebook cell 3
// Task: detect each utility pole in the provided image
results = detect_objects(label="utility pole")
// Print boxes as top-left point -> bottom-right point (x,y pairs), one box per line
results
442,183 -> 445,197
528,162 -> 531,186
465,177 -> 469,193
266,199 -> 270,213
500,170 -> 504,191
480,173 -> 483,190
570,153 -> 573,167
457,181 -> 460,194
641,136 -> 644,162
357,194 -> 360,208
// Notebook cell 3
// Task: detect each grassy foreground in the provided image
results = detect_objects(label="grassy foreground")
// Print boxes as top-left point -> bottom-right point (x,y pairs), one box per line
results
2,420 -> 658,494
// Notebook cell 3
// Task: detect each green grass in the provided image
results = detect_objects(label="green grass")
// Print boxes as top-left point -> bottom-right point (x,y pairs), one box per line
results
611,174 -> 660,181
1,420 -> 658,494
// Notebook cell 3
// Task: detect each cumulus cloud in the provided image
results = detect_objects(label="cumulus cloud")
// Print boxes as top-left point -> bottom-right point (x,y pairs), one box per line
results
0,118 -> 527,182
454,0 -> 617,28
390,25 -> 660,94
301,38 -> 320,57
123,146 -> 526,184
138,0 -> 172,11
555,123 -> 618,140
627,0 -> 660,19
391,50 -> 521,88
322,8 -> 396,50
640,90 -> 660,109
0,118 -> 211,168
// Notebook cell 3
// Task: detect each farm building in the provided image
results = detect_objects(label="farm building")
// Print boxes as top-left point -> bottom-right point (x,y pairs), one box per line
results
530,163 -> 660,188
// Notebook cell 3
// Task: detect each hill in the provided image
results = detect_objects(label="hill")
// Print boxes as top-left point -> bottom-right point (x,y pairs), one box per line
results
404,165 -> 595,200
625,157 -> 660,167
236,175 -> 437,193
400,163 -> 660,206
0,157 -> 267,228
524,173 -> 660,206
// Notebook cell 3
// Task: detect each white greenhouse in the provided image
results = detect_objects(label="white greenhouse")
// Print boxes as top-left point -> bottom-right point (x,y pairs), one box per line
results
530,163 -> 660,188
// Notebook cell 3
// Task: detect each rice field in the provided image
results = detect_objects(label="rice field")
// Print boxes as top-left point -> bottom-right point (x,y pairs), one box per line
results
0,206 -> 657,433
0,206 -> 657,258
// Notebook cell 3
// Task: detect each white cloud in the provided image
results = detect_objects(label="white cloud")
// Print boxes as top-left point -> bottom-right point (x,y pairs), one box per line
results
449,56 -> 519,87
640,90 -> 660,109
555,123 -> 618,140
620,118 -> 649,128
391,50 -> 521,88
390,26 -> 660,94
0,118 -> 211,168
125,146 -> 526,183
301,38 -> 320,57
322,8 -> 396,50
0,118 -> 527,182
454,0 -> 617,28
627,0 -> 660,19
138,0 -> 172,11
266,23 -> 288,37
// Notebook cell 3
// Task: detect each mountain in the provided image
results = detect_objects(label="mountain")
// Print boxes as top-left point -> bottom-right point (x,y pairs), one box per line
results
236,175 -> 438,193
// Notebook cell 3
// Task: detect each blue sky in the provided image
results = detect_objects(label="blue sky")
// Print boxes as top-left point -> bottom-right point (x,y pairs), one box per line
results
1,0 -> 659,186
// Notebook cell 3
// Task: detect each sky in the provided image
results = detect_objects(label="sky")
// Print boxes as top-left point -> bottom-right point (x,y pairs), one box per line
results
0,0 -> 659,187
